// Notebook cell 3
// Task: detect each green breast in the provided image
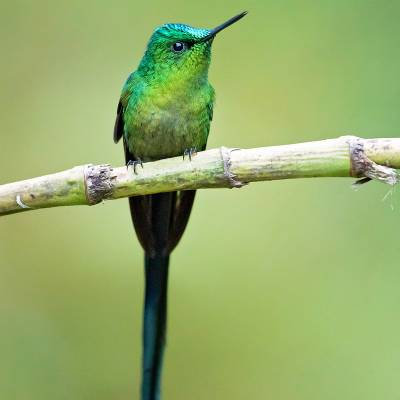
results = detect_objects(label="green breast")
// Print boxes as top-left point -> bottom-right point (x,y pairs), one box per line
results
123,78 -> 214,161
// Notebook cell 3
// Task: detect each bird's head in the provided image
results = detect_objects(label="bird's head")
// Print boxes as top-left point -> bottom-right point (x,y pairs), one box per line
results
138,12 -> 247,83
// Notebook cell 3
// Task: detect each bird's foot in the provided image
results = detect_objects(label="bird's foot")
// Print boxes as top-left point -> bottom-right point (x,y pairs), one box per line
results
127,158 -> 144,174
183,147 -> 197,161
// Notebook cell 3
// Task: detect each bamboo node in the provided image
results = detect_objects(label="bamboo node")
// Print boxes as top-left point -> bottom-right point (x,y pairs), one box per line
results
346,136 -> 398,185
220,147 -> 246,188
84,164 -> 115,204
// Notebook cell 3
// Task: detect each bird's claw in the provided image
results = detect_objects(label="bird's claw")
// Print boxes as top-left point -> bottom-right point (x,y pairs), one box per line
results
183,147 -> 197,161
127,159 -> 144,174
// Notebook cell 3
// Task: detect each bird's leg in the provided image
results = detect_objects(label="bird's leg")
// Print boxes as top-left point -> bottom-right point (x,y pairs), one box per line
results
183,147 -> 198,161
127,158 -> 144,174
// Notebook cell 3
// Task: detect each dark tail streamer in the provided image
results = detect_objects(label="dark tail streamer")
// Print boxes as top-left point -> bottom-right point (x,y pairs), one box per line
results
142,254 -> 169,400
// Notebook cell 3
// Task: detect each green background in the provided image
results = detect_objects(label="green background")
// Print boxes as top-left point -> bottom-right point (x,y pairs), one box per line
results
1,1 -> 400,399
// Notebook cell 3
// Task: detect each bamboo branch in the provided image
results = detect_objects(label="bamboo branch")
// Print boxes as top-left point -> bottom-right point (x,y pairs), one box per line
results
1,136 -> 399,216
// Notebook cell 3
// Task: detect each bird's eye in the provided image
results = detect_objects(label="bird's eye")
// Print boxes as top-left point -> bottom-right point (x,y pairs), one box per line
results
171,42 -> 186,53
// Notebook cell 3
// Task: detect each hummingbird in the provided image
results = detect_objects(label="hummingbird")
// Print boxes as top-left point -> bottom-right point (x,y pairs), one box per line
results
113,12 -> 247,400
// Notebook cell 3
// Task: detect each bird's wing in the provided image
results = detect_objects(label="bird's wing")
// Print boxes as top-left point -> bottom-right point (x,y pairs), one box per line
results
124,139 -> 155,251
113,101 -> 124,143
113,72 -> 137,144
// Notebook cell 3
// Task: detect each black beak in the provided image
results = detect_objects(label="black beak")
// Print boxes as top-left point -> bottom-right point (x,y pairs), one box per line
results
198,11 -> 247,43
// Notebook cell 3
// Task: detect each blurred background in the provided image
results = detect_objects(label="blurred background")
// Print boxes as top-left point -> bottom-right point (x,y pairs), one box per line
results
1,1 -> 400,399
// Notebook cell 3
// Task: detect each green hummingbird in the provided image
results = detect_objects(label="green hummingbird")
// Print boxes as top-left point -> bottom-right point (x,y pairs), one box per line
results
114,12 -> 247,400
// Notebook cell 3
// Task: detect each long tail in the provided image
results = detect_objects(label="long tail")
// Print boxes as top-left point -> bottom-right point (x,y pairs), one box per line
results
142,254 -> 169,400
140,192 -> 172,400
129,190 -> 196,400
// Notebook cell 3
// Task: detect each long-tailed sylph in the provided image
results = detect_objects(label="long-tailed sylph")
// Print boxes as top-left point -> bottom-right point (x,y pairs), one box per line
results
114,11 -> 247,400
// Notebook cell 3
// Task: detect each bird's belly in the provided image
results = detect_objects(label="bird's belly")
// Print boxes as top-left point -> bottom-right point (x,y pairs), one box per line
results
125,106 -> 209,161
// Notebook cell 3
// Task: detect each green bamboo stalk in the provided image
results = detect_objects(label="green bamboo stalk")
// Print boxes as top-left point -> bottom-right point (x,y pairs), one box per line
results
1,136 -> 399,217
